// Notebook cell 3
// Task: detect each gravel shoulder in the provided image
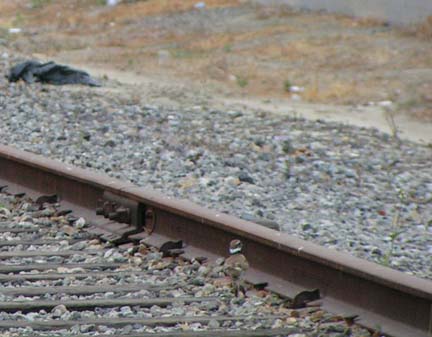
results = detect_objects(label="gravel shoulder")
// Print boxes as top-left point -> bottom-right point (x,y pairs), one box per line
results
48,62 -> 432,144
0,46 -> 431,281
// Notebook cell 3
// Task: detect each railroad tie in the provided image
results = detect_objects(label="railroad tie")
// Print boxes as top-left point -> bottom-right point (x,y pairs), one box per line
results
0,315 -> 284,330
0,297 -> 219,313
0,262 -> 126,273
0,283 -> 185,297
0,270 -> 150,281
0,239 -> 80,247
0,249 -> 100,259
18,328 -> 304,337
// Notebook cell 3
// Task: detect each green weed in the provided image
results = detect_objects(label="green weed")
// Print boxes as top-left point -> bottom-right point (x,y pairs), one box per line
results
283,160 -> 292,179
380,211 -> 404,267
170,49 -> 203,59
223,44 -> 232,52
13,13 -> 25,26
31,0 -> 52,9
236,76 -> 248,88
283,79 -> 292,92
281,139 -> 294,154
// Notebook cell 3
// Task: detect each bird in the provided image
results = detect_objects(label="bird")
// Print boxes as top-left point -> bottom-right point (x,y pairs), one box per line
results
223,239 -> 249,296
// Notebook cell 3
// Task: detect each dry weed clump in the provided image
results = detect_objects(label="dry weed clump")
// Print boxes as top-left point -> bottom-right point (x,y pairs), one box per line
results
412,108 -> 432,121
404,15 -> 432,40
254,4 -> 295,20
402,84 -> 432,121
303,80 -> 359,104
416,16 -> 432,39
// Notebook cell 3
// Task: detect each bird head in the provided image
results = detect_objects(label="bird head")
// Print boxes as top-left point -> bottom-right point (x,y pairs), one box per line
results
229,239 -> 243,255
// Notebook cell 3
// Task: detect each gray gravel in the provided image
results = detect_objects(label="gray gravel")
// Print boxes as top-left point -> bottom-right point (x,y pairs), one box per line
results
0,51 -> 431,280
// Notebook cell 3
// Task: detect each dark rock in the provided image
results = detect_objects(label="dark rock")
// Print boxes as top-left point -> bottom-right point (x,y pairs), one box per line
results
238,172 -> 254,184
104,139 -> 116,147
302,223 -> 313,231
281,139 -> 294,154
82,132 -> 91,141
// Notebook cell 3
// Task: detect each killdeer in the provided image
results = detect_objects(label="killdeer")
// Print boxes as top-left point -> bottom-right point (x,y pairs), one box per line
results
224,239 -> 249,296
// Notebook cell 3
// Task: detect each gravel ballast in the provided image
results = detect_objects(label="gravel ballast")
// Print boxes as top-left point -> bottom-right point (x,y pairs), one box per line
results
0,191 -> 372,337
0,53 -> 431,280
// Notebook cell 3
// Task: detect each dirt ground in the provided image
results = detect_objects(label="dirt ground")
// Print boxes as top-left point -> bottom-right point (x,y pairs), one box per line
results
1,0 -> 432,142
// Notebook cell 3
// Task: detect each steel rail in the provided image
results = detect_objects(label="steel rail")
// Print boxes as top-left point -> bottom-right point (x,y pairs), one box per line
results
0,144 -> 431,337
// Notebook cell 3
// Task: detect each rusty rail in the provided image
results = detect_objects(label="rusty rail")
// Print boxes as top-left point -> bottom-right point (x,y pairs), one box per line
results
0,144 -> 431,337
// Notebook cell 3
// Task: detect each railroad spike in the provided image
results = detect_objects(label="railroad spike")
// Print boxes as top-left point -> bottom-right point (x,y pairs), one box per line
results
35,194 -> 58,205
160,240 -> 184,257
342,314 -> 359,327
291,289 -> 321,309
162,248 -> 184,258
160,240 -> 183,252
115,207 -> 130,223
101,201 -> 117,218
106,207 -> 130,223
108,211 -> 119,220
252,282 -> 268,291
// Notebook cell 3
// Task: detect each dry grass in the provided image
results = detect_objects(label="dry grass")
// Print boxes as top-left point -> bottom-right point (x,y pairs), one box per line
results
414,15 -> 432,39
404,83 -> 432,121
253,3 -> 296,20
2,0 -> 240,30
184,33 -> 235,52
2,0 -> 432,115
253,40 -> 324,62
183,24 -> 295,53
83,0 -> 241,25
412,108 -> 432,121
401,15 -> 432,41
302,79 -> 359,104
335,14 -> 388,28
0,2 -> 25,26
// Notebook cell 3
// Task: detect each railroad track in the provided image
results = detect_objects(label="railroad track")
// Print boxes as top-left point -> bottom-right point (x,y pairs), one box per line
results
0,190 -> 307,337
0,144 -> 431,337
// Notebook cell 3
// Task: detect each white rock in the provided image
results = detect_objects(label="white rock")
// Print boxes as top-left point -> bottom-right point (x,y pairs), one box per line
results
8,28 -> 21,34
289,85 -> 304,93
194,2 -> 206,9
225,176 -> 240,187
208,319 -> 220,329
378,100 -> 393,107
106,0 -> 119,6
25,312 -> 39,322
51,304 -> 68,318
74,217 -> 86,229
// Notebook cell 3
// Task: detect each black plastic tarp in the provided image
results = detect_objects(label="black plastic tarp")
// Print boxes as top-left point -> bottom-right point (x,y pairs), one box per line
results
7,60 -> 100,86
